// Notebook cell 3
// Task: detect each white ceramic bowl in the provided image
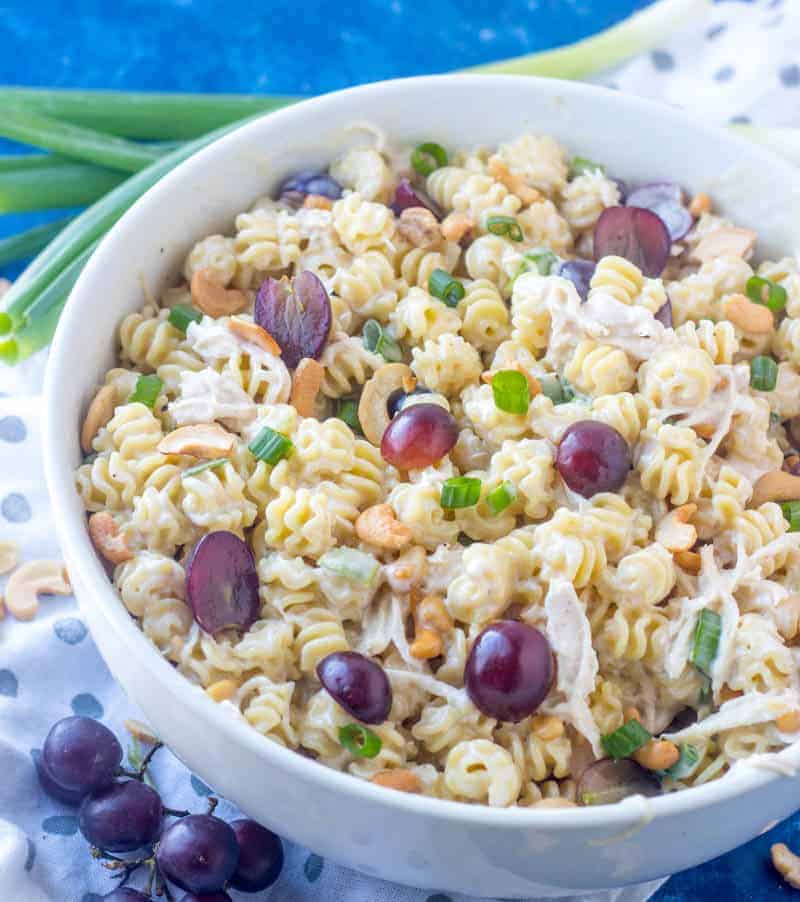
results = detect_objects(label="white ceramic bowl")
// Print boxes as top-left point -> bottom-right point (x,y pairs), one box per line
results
44,75 -> 800,898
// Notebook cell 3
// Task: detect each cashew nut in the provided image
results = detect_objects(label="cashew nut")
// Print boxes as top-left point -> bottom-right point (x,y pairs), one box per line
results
633,739 -> 680,772
776,710 -> 800,733
227,318 -> 282,356
124,718 -> 159,746
410,593 -> 452,660
88,511 -> 133,564
772,843 -> 800,890
5,560 -> 71,621
384,545 -> 427,593
721,293 -> 774,334
482,363 -> 541,399
358,363 -> 414,446
690,227 -> 756,264
674,549 -> 702,574
303,194 -> 333,210
751,470 -> 800,507
157,423 -> 235,458
488,156 -> 540,206
190,267 -> 248,317
655,504 -> 698,552
206,678 -> 239,702
370,769 -> 421,793
356,503 -> 413,551
531,798 -> 577,810
719,684 -> 744,704
532,715 -> 565,742
0,540 -> 20,575
688,192 -> 711,218
440,212 -> 476,243
397,207 -> 442,249
290,357 -> 325,418
691,422 -> 717,441
80,384 -> 117,453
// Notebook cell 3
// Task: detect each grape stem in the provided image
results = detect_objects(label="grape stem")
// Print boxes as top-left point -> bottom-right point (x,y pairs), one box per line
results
207,796 -> 219,816
137,741 -> 163,778
162,806 -> 191,818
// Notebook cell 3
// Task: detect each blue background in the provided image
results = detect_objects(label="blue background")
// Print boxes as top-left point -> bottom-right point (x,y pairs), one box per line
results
0,0 -> 797,899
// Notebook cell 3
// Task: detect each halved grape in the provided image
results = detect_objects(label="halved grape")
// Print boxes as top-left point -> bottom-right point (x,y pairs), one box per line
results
556,421 -> 631,498
577,759 -> 661,806
186,531 -> 259,635
593,206 -> 671,278
465,622 -> 554,722
103,890 -> 152,901
229,819 -> 284,892
558,259 -> 596,301
626,182 -> 693,241
254,271 -> 332,369
41,716 -> 122,796
390,178 -> 442,218
654,299 -> 673,327
317,651 -> 392,725
156,814 -> 240,894
79,780 -> 163,852
278,170 -> 342,200
380,403 -> 458,469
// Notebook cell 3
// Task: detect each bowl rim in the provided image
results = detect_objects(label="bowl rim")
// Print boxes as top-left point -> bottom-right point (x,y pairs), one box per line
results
43,73 -> 800,831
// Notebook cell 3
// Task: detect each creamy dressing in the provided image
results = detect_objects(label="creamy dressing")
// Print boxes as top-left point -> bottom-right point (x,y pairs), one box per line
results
169,367 -> 257,429
665,689 -> 800,743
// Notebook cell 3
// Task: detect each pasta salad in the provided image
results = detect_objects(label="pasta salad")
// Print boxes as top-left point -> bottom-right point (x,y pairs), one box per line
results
76,130 -> 800,809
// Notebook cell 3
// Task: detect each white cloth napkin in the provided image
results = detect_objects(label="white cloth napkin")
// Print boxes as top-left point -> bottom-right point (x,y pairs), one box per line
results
1,1 -> 798,898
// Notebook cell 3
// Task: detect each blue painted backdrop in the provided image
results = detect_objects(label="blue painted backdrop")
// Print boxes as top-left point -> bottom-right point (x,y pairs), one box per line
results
0,0 -> 796,898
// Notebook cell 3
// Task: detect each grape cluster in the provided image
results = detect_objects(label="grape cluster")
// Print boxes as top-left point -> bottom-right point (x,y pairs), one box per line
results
37,716 -> 284,899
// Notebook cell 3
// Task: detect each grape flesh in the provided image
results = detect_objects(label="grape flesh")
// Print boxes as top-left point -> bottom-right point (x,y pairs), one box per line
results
79,779 -> 163,852
626,182 -> 693,241
556,420 -> 631,498
390,178 -> 441,218
317,651 -> 392,725
593,206 -> 671,278
229,819 -> 284,891
156,814 -> 240,894
465,621 -> 554,722
41,716 -> 122,797
380,403 -> 458,470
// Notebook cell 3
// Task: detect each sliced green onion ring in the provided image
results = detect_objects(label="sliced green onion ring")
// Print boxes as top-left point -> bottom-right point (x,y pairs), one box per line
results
601,719 -> 652,760
781,500 -> 800,532
183,457 -> 228,478
486,215 -> 523,242
363,318 -> 403,362
746,275 -> 787,314
410,142 -> 448,177
339,723 -> 382,759
750,355 -> 778,391
428,268 -> 465,307
129,374 -> 163,408
319,547 -> 380,585
248,425 -> 293,465
689,608 -> 722,677
570,156 -> 605,177
491,369 -> 531,414
521,247 -> 558,277
168,303 -> 202,333
336,398 -> 362,433
440,476 -> 482,509
486,481 -> 517,515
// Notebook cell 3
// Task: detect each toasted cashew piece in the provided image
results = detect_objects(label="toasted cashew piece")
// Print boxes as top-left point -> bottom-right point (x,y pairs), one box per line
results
370,769 -> 421,793
488,156 -> 540,206
721,293 -> 774,334
80,384 -> 117,453
384,545 -> 427,593
532,715 -> 565,742
0,540 -> 20,575
5,560 -> 71,621
227,318 -> 282,356
482,363 -> 541,399
674,549 -> 702,574
206,679 -> 239,702
410,594 -> 452,660
634,739 -> 680,772
158,423 -> 235,459
190,267 -> 248,317
290,357 -> 325,418
777,710 -> 800,733
688,192 -> 711,218
656,503 -> 698,553
531,798 -> 577,810
690,227 -> 756,264
397,207 -> 442,249
124,718 -> 159,745
772,843 -> 800,890
751,470 -> 800,507
356,503 -> 413,551
691,422 -> 716,441
303,194 -> 333,210
719,684 -> 744,704
88,512 -> 133,564
441,211 -> 475,243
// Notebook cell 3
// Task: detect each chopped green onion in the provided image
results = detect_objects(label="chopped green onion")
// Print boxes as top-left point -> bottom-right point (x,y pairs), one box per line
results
659,743 -> 700,780
750,356 -> 778,392
336,399 -> 362,433
689,609 -> 722,677
601,719 -> 652,760
698,677 -> 713,706
0,217 -> 73,267
248,426 -> 293,465
781,501 -> 800,532
168,303 -> 203,333
428,268 -> 465,307
486,215 -> 523,242
746,275 -> 787,314
410,142 -> 448,177
183,458 -> 228,478
570,156 -> 605,177
519,248 -> 558,277
486,481 -> 517,515
339,723 -> 382,759
440,476 -> 482,509
539,375 -> 567,405
319,547 -> 380,585
491,369 -> 530,414
129,374 -> 163,408
363,318 -> 403,362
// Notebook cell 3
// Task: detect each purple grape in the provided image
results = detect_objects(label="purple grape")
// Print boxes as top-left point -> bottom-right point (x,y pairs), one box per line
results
229,819 -> 284,892
556,421 -> 631,498
277,170 -> 342,201
79,780 -> 163,852
103,889 -> 152,900
317,652 -> 392,725
558,259 -> 596,301
156,814 -> 240,894
186,531 -> 259,635
611,177 -> 628,203
594,206 -> 671,278
179,894 -> 231,902
386,385 -> 431,418
41,716 -> 122,797
390,178 -> 442,218
785,417 -> 800,451
34,752 -> 87,805
626,181 -> 693,242
380,403 -> 458,470
465,622 -> 554,722
254,271 -> 332,369
577,759 -> 661,806
654,299 -> 673,327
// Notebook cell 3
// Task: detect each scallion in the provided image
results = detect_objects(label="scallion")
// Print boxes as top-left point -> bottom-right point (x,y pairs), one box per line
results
781,500 -> 800,532
518,247 -> 558,277
248,425 -> 293,465
539,375 -> 570,405
486,481 -> 517,515
0,217 -> 73,267
410,142 -> 448,177
183,458 -> 228,478
339,723 -> 382,759
363,318 -> 403,362
689,609 -> 722,677
601,719 -> 652,760
168,303 -> 203,333
570,155 -> 605,177
486,215 -> 523,242
491,369 -> 530,414
128,374 -> 163,408
750,355 -> 778,392
319,547 -> 380,585
440,476 -> 482,509
746,275 -> 787,314
659,743 -> 700,780
428,268 -> 465,307
336,399 -> 362,433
